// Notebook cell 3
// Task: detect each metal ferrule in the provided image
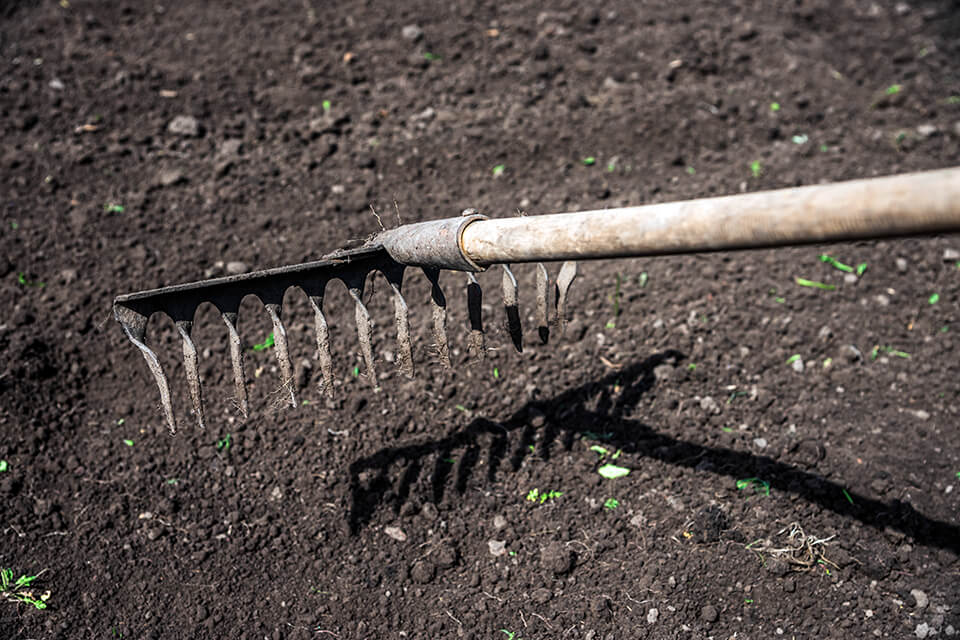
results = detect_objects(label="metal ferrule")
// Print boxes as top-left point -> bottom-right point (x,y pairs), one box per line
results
378,212 -> 487,272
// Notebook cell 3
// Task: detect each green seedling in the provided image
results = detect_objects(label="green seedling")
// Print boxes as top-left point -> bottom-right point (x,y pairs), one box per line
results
823,357 -> 833,368
785,354 -> 802,366
856,262 -> 868,276
302,399 -> 310,405
322,99 -> 331,112
117,418 -> 125,426
252,332 -> 274,351
582,156 -> 596,166
166,478 -> 179,485
442,457 -> 456,464
686,166 -> 696,175
885,84 -> 902,96
794,277 -> 835,290
941,326 -> 950,333
611,449 -> 622,459
104,203 -> 124,213
928,293 -> 939,305
526,488 -> 563,504
9,221 -> 18,230
638,272 -> 648,288
493,367 -> 500,379
744,599 -> 755,604
604,498 -> 620,510
216,433 -> 231,452
819,144 -> 830,152
946,96 -> 960,105
687,363 -> 697,371
501,630 -> 518,640
590,445 -> 609,456
598,464 -> 630,479
750,160 -> 762,178
0,460 -> 7,473
870,345 -> 911,360
1,568 -> 50,610
791,134 -> 808,145
582,431 -> 613,441
492,164 -> 505,177
423,52 -> 441,61
606,160 -> 616,172
819,254 -> 854,273
841,488 -> 854,505
17,272 -> 45,288
721,426 -> 734,433
352,365 -> 360,377
605,273 -> 623,328
770,102 -> 780,112
727,390 -> 749,404
123,439 -> 134,447
736,477 -> 771,496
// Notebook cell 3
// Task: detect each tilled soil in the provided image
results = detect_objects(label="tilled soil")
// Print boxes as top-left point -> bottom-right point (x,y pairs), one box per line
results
2,1 -> 960,638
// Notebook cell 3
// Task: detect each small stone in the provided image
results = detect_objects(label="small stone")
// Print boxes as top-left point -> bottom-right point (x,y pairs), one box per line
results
410,560 -> 435,584
226,261 -> 249,275
532,588 -> 552,604
766,557 -> 790,577
49,78 -> 64,91
844,273 -> 858,284
653,364 -> 674,381
874,294 -> 890,306
646,608 -> 659,624
916,622 -> 931,639
384,526 -> 407,542
401,24 -> 423,41
818,325 -> 833,340
895,257 -> 908,273
493,515 -> 507,530
488,539 -> 507,557
791,358 -> 804,373
911,588 -> 929,610
219,139 -> 243,156
701,605 -> 719,622
895,2 -> 911,14
699,396 -> 720,415
841,344 -> 863,363
906,409 -> 930,421
434,542 -> 458,568
753,437 -> 768,449
270,486 -> 283,501
157,169 -> 186,187
421,502 -> 439,521
916,124 -> 938,138
167,115 -> 201,137
943,248 -> 960,262
540,543 -> 574,575
945,625 -> 955,636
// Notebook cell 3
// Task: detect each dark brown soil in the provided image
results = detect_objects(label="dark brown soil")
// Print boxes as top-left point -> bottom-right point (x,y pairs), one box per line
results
3,1 -> 960,638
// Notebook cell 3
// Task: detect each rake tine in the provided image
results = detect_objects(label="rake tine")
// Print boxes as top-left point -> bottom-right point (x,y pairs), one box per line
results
117,315 -> 176,434
346,276 -> 378,387
221,311 -> 249,418
501,264 -> 522,352
264,303 -> 297,407
555,261 -> 578,336
307,294 -> 335,398
536,263 -> 549,344
467,272 -> 485,361
383,266 -> 414,378
175,320 -> 206,430
423,267 -> 450,368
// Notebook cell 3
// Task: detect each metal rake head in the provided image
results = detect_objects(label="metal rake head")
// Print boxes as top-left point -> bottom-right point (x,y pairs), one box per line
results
114,215 -> 577,434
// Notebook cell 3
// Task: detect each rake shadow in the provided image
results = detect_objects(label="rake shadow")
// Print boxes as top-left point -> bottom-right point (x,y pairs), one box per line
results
347,350 -> 960,554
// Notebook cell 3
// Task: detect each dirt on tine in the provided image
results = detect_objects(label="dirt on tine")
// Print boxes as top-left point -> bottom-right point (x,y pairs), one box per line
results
2,1 -> 960,639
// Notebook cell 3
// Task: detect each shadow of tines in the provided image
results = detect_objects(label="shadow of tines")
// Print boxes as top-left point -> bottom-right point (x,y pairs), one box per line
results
348,349 -> 960,554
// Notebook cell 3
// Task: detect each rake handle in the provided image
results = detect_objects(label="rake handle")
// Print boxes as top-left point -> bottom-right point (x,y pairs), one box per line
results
380,167 -> 960,270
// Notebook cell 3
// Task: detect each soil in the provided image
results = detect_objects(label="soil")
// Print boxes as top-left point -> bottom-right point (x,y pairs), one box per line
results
2,0 -> 960,638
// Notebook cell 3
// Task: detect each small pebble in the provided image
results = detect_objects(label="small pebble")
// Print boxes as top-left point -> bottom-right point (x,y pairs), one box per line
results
944,248 -> 960,262
647,608 -> 659,624
384,526 -> 407,542
488,540 -> 507,556
226,261 -> 249,275
540,543 -> 573,574
916,124 -> 938,138
493,515 -> 507,530
895,257 -> 908,273
911,588 -> 929,609
49,78 -> 64,91
701,604 -> 719,622
167,115 -> 201,137
791,358 -> 804,373
916,622 -> 931,639
401,24 -> 423,41
753,437 -> 768,449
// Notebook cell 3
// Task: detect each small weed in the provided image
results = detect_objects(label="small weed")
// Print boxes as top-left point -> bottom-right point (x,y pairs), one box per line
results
841,488 -> 854,505
352,365 -> 360,378
638,272 -> 648,288
819,254 -> 854,273
493,367 -> 500,379
165,478 -> 179,485
589,445 -> 609,457
216,433 -> 231,452
252,332 -> 274,351
1,568 -> 50,610
794,277 -> 835,291
606,160 -> 616,172
736,477 -> 771,497
123,439 -> 134,447
492,164 -> 505,177
582,156 -> 596,166
0,460 -> 6,472
501,630 -> 518,640
791,134 -> 808,145
423,52 -> 441,61
856,262 -> 868,276
946,96 -> 960,105
819,144 -> 830,152
16,272 -> 45,288
750,160 -> 763,178
322,99 -> 331,112
685,166 -> 696,175
526,488 -> 563,504
744,599 -> 755,604
727,390 -> 749,404
9,221 -> 18,230
104,203 -> 124,213
941,326 -> 949,333
785,354 -> 802,366
687,363 -> 697,371
598,464 -> 630,479
928,293 -> 939,305
823,357 -> 833,368
605,273 -> 623,328
603,498 -> 620,510
442,457 -> 456,464
770,102 -> 780,112
582,431 -> 613,441
870,345 -> 910,360
885,84 -> 902,96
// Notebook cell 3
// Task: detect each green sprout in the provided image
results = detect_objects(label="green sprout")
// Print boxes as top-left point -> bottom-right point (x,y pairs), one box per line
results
770,102 -> 780,112
501,631 -> 517,640
603,498 -> 620,510
526,488 -> 563,504
492,164 -> 505,177
794,277 -> 835,290
166,478 -> 179,485
423,52 -> 441,61
744,599 -> 755,604
823,357 -> 833,368
352,365 -> 360,377
885,84 -> 902,96
856,262 -> 868,276
589,445 -> 609,457
687,363 -> 697,371
17,272 -> 45,288
9,221 -> 18,230
638,272 -> 648,287
946,96 -> 960,105
819,254 -> 854,273
252,332 -> 274,351
605,273 -> 622,328
686,166 -> 696,175
841,488 -> 854,505
322,99 -> 331,112
941,326 -> 950,333
598,464 -> 630,479
104,203 -> 125,213
0,460 -> 6,472
750,160 -> 762,178
1,568 -> 50,610
123,439 -> 134,447
442,457 -> 456,464
582,156 -> 596,166
791,134 -> 808,145
216,433 -> 231,452
871,345 -> 911,360
819,144 -> 829,152
736,477 -> 771,496
606,160 -> 616,172
928,293 -> 940,305
582,431 -> 613,441
786,354 -> 801,365
493,367 -> 500,379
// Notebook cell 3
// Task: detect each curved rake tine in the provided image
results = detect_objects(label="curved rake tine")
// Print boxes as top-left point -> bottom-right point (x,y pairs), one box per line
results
383,267 -> 414,378
264,303 -> 297,407
221,311 -> 248,418
501,264 -> 522,352
175,320 -> 206,430
467,272 -> 485,362
423,267 -> 450,368
555,261 -> 578,336
307,294 -> 335,398
536,263 -> 549,344
346,277 -> 378,387
117,315 -> 176,434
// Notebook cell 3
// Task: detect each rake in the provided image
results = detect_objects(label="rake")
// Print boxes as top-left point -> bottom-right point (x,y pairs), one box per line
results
114,167 -> 960,433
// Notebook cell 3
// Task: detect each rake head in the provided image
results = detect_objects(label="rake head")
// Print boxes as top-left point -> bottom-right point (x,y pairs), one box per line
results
113,211 -> 578,433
